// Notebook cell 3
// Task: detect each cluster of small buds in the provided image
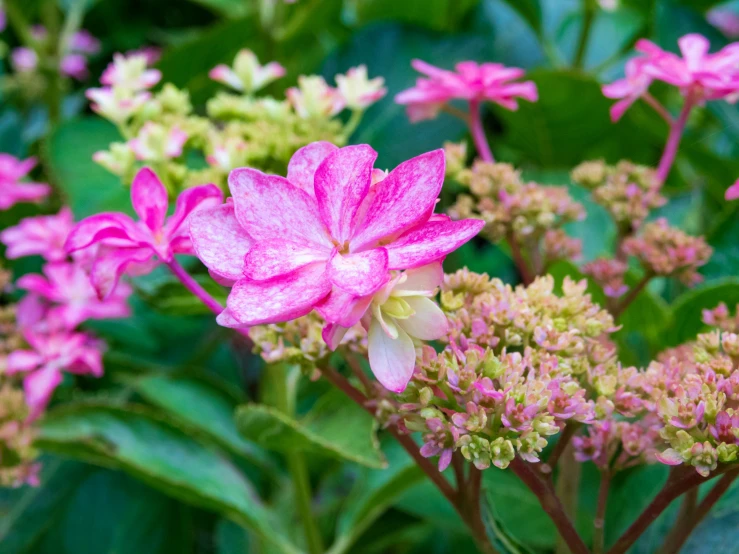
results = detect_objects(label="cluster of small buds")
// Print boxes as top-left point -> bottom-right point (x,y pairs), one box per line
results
396,271 -> 627,470
449,160 -> 584,245
249,313 -> 365,369
582,258 -> 629,298
703,303 -> 739,333
573,414 -> 661,471
542,229 -> 583,266
621,218 -> 712,286
91,49 -> 385,192
443,141 -> 468,177
572,160 -> 665,229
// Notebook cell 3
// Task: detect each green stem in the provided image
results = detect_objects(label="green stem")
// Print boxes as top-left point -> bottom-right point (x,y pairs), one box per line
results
41,0 -> 64,126
341,109 -> 364,142
574,0 -> 596,69
4,0 -> 36,46
272,364 -> 324,554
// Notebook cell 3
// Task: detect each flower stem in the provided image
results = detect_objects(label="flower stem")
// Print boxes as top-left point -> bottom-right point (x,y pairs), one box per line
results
541,424 -> 579,476
507,232 -> 535,285
166,259 -> 225,315
510,457 -> 590,554
468,100 -> 494,163
341,109 -> 364,142
593,471 -> 610,554
642,93 -> 675,126
574,0 -> 597,69
656,98 -> 694,185
611,273 -> 653,319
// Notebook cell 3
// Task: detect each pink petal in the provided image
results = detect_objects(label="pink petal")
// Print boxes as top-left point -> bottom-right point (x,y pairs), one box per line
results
223,263 -> 331,326
24,367 -> 63,420
322,323 -> 351,350
15,274 -> 56,299
368,318 -> 416,393
65,213 -> 142,253
609,97 -> 635,122
91,247 -> 153,298
287,141 -> 339,195
351,149 -> 445,250
243,240 -> 329,281
6,350 -> 43,373
725,178 -> 739,201
314,145 -> 377,243
165,184 -> 224,237
189,204 -> 253,281
678,34 -> 710,71
396,297 -> 448,340
131,167 -> 169,233
385,218 -> 484,269
327,248 -> 389,297
656,448 -> 684,466
315,287 -> 373,327
228,168 -> 331,249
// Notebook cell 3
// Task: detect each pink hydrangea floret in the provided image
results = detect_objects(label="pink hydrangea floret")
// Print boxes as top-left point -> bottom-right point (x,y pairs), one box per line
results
0,207 -> 75,261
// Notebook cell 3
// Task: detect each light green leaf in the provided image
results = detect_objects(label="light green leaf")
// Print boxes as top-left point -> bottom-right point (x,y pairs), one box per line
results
37,403 -> 299,554
236,390 -> 386,468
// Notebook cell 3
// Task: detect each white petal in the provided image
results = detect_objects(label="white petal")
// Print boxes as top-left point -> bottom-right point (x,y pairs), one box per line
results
368,318 -> 416,393
396,297 -> 448,340
392,262 -> 444,296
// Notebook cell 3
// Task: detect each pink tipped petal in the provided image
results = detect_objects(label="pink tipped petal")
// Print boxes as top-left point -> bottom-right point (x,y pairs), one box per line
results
64,213 -> 142,253
6,350 -> 43,374
315,287 -> 373,327
216,307 -> 245,328
725,178 -> 739,201
24,367 -> 63,420
314,145 -> 377,242
243,240 -> 329,281
165,184 -> 224,236
328,248 -> 389,296
228,168 -> 331,249
225,263 -> 331,326
368,318 -> 416,393
385,218 -> 484,269
656,448 -> 685,466
351,149 -> 445,250
397,297 -> 448,340
15,274 -> 56,298
322,323 -> 351,351
91,247 -> 153,299
287,141 -> 339,195
609,98 -> 634,122
678,34 -> 710,70
189,204 -> 253,281
131,167 -> 169,233
395,262 -> 444,294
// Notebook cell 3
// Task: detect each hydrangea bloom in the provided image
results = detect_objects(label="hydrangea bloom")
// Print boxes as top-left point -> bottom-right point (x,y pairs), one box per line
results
335,65 -> 387,110
287,76 -> 345,118
0,155 -> 50,210
128,122 -> 188,161
11,47 -> 39,73
6,328 -> 103,419
0,207 -> 75,261
209,49 -> 286,94
395,60 -> 538,122
65,168 -> 223,297
16,262 -> 132,328
190,142 -> 484,336
602,58 -> 653,122
100,52 -> 162,90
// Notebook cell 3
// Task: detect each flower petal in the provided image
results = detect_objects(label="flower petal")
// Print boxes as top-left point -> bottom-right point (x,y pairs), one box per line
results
725,178 -> 739,201
224,263 -> 331,326
243,240 -> 329,281
368,317 -> 416,393
396,297 -> 448,340
131,167 -> 169,233
64,212 -> 142,253
24,367 -> 63,420
6,350 -> 43,373
189,203 -> 253,281
314,145 -> 377,243
351,149 -> 445,249
229,168 -> 331,249
328,248 -> 389,297
322,323 -> 351,350
287,141 -> 339,195
315,287 -> 373,327
394,262 -> 444,295
164,183 -> 224,236
91,247 -> 154,299
385,218 -> 484,269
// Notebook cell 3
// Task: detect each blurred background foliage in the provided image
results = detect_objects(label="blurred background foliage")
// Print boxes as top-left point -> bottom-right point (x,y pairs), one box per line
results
2,0 -> 739,553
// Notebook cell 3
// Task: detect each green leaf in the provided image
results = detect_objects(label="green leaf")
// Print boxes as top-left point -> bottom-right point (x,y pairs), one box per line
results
136,274 -> 228,316
36,403 -> 299,554
666,278 -> 739,346
0,458 -> 92,553
703,205 -> 739,282
236,390 -> 386,468
47,118 -> 131,218
184,0 -> 250,17
341,0 -> 480,32
131,373 -> 277,475
216,519 -> 255,554
330,438 -> 424,554
498,0 -> 542,35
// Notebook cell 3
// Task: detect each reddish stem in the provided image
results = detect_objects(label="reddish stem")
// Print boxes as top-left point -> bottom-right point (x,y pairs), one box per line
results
655,98 -> 694,185
507,233 -> 535,286
611,273 -> 653,319
468,100 -> 494,163
642,93 -> 674,126
594,471 -> 610,554
510,457 -> 590,554
541,424 -> 579,476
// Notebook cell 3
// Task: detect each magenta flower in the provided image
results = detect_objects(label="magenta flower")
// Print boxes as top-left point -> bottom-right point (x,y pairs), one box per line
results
395,60 -> 538,122
726,178 -> 739,201
6,328 -> 103,419
60,54 -> 89,80
10,47 -> 38,73
0,155 -> 50,210
602,58 -> 653,122
190,141 -> 484,329
17,262 -> 132,328
69,30 -> 101,55
0,207 -> 75,261
65,168 -> 223,297
100,52 -> 162,90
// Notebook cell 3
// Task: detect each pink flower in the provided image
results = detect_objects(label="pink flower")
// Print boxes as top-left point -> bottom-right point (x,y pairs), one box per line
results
60,54 -> 89,80
86,87 -> 151,122
287,76 -> 345,118
0,207 -> 75,261
10,47 -> 38,73
602,58 -> 653,121
101,52 -> 161,90
6,328 -> 103,419
0,155 -> 50,210
209,49 -> 286,94
395,60 -> 538,122
128,123 -> 188,161
726,178 -> 739,201
65,168 -> 223,297
17,262 -> 132,328
69,30 -> 101,55
190,142 -> 484,331
335,65 -> 387,110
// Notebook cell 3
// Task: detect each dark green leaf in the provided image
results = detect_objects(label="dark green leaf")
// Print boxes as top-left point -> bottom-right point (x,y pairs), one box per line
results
341,0 -> 480,32
498,0 -> 542,35
184,0 -> 250,17
236,390 -> 386,468
666,278 -> 739,346
136,274 -> 228,316
36,403 -> 299,554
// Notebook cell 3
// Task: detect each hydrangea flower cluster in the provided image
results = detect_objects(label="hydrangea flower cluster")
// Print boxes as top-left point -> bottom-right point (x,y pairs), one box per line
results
395,270 -> 619,470
571,159 -> 665,230
0,154 -> 50,211
90,49 -> 386,193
